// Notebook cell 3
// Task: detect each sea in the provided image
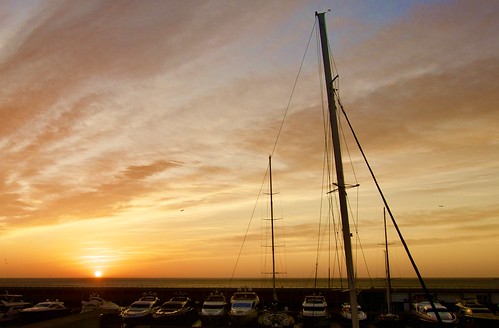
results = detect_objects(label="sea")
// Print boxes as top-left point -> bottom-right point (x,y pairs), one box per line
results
0,277 -> 497,290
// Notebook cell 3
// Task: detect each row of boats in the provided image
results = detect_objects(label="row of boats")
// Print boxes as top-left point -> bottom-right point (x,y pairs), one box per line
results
413,297 -> 499,327
1,290 -> 498,327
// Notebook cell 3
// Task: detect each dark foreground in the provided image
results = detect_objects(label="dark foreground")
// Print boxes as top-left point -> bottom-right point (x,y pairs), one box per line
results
1,285 -> 497,328
10,311 -> 498,328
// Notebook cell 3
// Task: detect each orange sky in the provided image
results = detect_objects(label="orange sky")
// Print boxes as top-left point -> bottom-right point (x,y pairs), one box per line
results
0,0 -> 498,279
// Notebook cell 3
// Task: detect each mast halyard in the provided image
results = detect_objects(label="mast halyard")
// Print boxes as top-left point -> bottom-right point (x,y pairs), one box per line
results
316,11 -> 360,328
269,155 -> 278,303
384,208 -> 393,314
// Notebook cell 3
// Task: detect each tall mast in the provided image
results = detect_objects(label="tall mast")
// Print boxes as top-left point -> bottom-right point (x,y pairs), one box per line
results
269,155 -> 277,302
316,11 -> 359,328
384,208 -> 393,314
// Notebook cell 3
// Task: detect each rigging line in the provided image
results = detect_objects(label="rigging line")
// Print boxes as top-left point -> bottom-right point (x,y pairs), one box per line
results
348,201 -> 373,284
317,18 -> 344,289
322,104 -> 344,286
327,59 -> 375,285
317,26 -> 342,290
326,20 -> 363,255
313,18 -> 328,289
328,151 -> 344,287
332,65 -> 365,282
316,21 -> 332,290
335,91 -> 444,326
261,175 -> 288,283
322,103 -> 351,287
274,188 -> 289,283
270,20 -> 317,157
229,165 -> 269,288
323,41 -> 366,286
341,177 -> 372,284
322,122 -> 345,287
328,186 -> 344,287
330,46 -> 373,287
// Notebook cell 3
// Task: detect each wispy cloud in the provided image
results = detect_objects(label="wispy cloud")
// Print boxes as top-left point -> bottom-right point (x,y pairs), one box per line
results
0,0 -> 498,277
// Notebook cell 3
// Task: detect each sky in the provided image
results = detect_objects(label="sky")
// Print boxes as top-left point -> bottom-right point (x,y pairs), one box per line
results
0,0 -> 498,280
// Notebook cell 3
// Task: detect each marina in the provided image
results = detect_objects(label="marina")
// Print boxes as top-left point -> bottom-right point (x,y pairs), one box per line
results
0,4 -> 497,328
0,278 -> 498,327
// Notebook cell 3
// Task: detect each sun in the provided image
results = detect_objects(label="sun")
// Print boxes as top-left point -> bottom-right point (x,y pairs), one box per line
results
94,270 -> 103,278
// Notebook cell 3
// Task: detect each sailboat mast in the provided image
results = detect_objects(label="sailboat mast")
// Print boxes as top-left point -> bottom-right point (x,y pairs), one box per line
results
384,208 -> 393,314
269,155 -> 277,302
316,12 -> 360,328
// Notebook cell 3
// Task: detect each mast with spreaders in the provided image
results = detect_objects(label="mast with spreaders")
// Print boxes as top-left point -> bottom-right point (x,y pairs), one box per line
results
316,11 -> 360,328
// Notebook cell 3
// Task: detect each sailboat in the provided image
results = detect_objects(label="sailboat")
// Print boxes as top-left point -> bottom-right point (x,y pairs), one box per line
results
315,11 -> 361,328
375,208 -> 400,326
257,156 -> 295,328
315,11 -> 446,328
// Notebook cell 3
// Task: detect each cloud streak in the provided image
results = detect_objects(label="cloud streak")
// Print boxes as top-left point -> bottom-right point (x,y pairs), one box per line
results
0,0 -> 498,278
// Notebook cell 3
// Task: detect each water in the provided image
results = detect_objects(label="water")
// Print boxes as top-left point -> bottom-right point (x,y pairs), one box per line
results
0,277 -> 497,289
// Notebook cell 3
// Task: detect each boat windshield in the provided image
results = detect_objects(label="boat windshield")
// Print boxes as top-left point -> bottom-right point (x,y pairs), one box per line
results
203,304 -> 224,310
303,306 -> 325,311
426,309 -> 451,313
34,303 -> 52,308
207,296 -> 225,302
425,309 -> 454,320
233,303 -> 253,309
470,309 -> 492,314
131,303 -> 151,309
162,303 -> 183,310
232,293 -> 256,300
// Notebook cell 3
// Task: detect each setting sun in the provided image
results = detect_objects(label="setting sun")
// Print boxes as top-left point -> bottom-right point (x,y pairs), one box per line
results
94,271 -> 102,278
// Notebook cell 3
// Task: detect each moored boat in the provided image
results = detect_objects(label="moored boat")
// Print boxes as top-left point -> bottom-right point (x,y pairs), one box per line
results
121,292 -> 160,327
456,297 -> 499,327
300,294 -> 329,327
80,293 -> 121,314
412,299 -> 457,326
376,312 -> 401,327
258,306 -> 295,328
339,302 -> 367,322
229,290 -> 260,326
19,300 -> 72,323
200,291 -> 228,326
152,293 -> 198,326
0,293 -> 31,323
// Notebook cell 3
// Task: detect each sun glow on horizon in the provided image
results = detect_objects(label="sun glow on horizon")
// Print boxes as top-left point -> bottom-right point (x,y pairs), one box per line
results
94,270 -> 102,278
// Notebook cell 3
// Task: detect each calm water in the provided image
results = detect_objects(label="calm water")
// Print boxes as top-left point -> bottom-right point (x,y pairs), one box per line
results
0,277 -> 497,289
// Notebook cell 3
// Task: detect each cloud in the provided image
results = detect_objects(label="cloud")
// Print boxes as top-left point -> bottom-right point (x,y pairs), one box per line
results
122,160 -> 181,180
1,0 -> 498,277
